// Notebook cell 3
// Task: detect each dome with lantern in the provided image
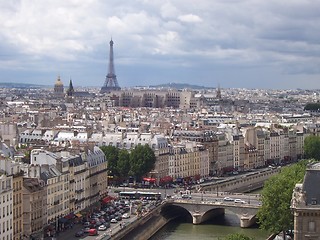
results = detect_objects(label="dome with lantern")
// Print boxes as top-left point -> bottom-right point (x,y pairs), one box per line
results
54,76 -> 64,97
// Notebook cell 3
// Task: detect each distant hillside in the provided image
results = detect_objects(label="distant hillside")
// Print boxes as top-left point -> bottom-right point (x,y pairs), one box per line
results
0,82 -> 47,89
148,82 -> 210,90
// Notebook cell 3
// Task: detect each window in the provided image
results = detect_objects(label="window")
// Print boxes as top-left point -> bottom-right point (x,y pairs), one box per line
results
309,221 -> 316,232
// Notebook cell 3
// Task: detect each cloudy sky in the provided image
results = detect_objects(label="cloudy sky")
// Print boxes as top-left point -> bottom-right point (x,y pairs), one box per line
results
1,0 -> 320,89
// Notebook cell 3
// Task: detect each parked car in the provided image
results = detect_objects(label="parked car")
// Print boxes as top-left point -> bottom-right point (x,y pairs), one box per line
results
83,227 -> 91,233
122,213 -> 130,219
88,228 -> 98,236
83,221 -> 90,227
104,222 -> 111,228
98,225 -> 107,231
75,230 -> 84,237
110,218 -> 118,223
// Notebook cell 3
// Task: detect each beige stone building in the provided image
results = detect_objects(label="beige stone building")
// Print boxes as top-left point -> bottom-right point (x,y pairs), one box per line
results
23,177 -> 47,239
244,144 -> 258,170
0,174 -> 13,240
84,146 -> 108,207
168,142 -> 209,181
68,155 -> 87,213
13,171 -> 23,240
41,165 -> 69,227
291,163 -> 320,239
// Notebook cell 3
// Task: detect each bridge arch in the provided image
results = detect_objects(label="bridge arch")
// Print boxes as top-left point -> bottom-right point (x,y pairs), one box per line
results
161,204 -> 193,222
201,207 -> 225,223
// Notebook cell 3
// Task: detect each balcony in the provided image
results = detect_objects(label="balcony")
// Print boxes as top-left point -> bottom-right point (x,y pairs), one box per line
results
75,189 -> 84,194
74,169 -> 86,175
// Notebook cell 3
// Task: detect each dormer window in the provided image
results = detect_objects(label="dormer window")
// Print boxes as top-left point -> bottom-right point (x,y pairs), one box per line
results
311,198 -> 317,205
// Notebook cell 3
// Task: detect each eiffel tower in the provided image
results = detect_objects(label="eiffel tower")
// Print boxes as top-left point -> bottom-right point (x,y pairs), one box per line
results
100,39 -> 121,93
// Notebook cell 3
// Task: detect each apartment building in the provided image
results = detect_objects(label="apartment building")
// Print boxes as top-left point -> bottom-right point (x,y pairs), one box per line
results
0,174 -> 13,240
244,144 -> 258,170
68,155 -> 87,212
270,132 -> 281,163
12,171 -> 23,240
37,165 -> 69,228
168,143 -> 209,181
84,146 -> 107,207
0,159 -> 24,240
231,135 -> 240,171
23,177 -> 47,240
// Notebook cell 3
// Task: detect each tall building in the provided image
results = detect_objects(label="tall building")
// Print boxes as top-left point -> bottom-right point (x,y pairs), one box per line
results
13,171 -> 24,240
101,39 -> 121,93
54,76 -> 64,97
23,177 -> 47,240
0,174 -> 13,240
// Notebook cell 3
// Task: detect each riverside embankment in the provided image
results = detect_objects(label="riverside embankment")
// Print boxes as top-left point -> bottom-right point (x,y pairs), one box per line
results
111,203 -> 170,240
112,168 -> 280,240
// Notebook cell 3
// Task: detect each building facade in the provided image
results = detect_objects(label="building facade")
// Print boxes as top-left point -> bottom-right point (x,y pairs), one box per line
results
291,163 -> 320,239
0,174 -> 13,240
23,177 -> 47,239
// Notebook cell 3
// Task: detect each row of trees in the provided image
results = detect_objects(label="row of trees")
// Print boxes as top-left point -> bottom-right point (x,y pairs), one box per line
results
304,135 -> 320,160
100,144 -> 156,182
304,102 -> 320,111
226,160 -> 310,240
257,160 -> 309,236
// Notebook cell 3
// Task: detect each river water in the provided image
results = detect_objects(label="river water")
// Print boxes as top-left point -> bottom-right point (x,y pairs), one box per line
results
149,210 -> 269,240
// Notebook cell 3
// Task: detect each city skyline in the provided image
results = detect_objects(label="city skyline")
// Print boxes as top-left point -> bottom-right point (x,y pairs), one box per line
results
1,0 -> 320,90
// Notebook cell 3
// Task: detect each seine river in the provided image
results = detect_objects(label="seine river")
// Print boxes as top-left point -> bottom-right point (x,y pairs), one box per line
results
149,211 -> 269,240
150,189 -> 268,240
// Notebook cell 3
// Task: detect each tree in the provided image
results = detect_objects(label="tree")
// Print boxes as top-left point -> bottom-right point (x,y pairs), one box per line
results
117,149 -> 131,179
100,145 -> 119,176
304,135 -> 320,160
304,102 -> 320,111
224,233 -> 254,240
129,144 -> 156,180
257,161 -> 308,238
22,148 -> 32,164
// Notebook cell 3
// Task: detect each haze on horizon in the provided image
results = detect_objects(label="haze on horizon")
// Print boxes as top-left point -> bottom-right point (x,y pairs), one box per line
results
0,0 -> 319,90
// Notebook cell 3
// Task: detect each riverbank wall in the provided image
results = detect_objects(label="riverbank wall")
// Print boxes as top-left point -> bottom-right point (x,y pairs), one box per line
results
112,204 -> 169,240
201,168 -> 280,193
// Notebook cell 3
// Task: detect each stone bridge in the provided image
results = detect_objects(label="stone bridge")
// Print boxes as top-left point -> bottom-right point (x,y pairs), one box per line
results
160,199 -> 259,228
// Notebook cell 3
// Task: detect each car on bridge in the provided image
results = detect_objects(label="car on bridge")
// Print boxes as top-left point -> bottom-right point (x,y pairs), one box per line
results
223,197 -> 234,201
234,199 -> 246,204
181,194 -> 192,199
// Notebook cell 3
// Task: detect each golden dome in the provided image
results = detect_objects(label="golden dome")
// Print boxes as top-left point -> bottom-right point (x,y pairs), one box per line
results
55,76 -> 64,87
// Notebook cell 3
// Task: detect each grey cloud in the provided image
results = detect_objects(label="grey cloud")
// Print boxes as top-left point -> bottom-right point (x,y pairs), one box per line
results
1,0 -> 320,88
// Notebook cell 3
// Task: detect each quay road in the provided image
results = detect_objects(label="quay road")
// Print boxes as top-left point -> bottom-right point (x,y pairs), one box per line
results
48,214 -> 138,240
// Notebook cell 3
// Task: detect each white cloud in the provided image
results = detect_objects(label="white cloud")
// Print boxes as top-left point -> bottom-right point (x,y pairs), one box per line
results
178,14 -> 202,23
0,0 -> 320,88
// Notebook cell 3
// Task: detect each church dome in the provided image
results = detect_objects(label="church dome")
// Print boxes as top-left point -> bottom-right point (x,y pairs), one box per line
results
55,76 -> 64,87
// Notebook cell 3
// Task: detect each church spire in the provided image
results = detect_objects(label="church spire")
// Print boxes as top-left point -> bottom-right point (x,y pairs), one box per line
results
67,78 -> 74,97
